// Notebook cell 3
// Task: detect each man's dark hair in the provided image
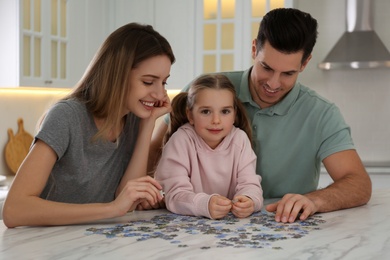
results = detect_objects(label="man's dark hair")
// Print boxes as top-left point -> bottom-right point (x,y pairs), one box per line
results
256,8 -> 318,63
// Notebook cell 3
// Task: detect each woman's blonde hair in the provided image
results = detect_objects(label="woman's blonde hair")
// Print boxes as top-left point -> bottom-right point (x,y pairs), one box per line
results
65,23 -> 175,140
164,74 -> 252,146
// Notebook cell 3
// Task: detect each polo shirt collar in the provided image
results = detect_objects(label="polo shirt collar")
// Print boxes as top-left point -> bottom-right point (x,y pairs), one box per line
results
238,67 -> 301,116
237,68 -> 253,103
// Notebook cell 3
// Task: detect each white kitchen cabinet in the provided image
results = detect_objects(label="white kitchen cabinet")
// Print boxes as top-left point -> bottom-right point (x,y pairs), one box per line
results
107,0 -> 293,89
0,0 -> 292,88
2,0 -> 68,87
119,0 -> 293,89
20,0 -> 71,87
0,0 -> 21,86
194,0 -> 293,76
0,0 -> 110,88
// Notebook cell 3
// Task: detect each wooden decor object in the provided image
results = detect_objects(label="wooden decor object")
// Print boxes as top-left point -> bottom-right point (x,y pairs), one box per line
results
5,118 -> 34,174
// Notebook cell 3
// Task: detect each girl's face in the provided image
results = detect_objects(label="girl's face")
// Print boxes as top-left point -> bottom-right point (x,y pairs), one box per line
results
187,88 -> 236,149
125,55 -> 171,118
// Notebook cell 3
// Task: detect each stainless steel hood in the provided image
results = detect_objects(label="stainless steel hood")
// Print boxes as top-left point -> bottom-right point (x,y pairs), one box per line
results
318,0 -> 390,70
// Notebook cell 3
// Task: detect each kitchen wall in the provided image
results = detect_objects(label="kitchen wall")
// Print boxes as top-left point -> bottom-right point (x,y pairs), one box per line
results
293,0 -> 390,166
0,88 -> 179,176
0,88 -> 70,176
1,0 -> 389,173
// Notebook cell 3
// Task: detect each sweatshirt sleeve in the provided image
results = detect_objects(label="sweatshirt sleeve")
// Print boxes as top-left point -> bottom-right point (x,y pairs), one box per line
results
155,130 -> 213,218
234,131 -> 264,212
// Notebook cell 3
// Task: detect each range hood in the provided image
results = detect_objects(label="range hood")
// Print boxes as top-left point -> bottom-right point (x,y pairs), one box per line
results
318,0 -> 390,70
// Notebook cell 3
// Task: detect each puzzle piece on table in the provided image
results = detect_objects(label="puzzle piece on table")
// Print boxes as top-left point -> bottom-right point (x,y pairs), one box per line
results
85,211 -> 325,249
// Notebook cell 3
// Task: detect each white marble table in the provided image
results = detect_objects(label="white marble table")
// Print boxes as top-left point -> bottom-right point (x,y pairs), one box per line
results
1,189 -> 389,260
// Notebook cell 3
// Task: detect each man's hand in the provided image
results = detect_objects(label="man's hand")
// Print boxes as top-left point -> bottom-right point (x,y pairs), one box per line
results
265,193 -> 318,222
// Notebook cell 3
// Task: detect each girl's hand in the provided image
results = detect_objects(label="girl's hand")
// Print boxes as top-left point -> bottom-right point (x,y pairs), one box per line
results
209,195 -> 232,219
231,195 -> 254,218
111,176 -> 163,216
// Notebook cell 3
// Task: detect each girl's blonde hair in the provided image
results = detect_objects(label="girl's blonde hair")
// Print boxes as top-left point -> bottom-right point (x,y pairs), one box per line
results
164,74 -> 252,145
64,23 -> 175,140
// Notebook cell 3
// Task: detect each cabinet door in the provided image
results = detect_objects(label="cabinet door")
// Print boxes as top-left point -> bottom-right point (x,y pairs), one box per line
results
19,0 -> 88,87
195,0 -> 293,75
0,0 -> 19,86
108,0 -> 196,90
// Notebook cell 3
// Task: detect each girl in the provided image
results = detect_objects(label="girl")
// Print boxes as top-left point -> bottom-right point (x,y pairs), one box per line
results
2,23 -> 175,227
155,74 -> 263,219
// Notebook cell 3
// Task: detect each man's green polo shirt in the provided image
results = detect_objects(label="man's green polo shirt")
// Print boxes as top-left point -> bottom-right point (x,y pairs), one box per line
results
221,68 -> 355,198
172,68 -> 355,198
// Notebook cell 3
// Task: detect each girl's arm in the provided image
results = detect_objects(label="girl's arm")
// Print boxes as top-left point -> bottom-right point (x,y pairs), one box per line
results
234,132 -> 263,212
155,131 -> 213,218
2,140 -> 162,228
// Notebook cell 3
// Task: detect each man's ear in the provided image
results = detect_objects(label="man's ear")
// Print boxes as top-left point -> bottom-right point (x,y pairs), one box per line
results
300,54 -> 312,71
251,39 -> 257,60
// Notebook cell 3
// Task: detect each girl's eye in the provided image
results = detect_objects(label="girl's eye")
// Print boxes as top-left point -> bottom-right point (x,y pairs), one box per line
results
222,109 -> 231,115
200,109 -> 210,115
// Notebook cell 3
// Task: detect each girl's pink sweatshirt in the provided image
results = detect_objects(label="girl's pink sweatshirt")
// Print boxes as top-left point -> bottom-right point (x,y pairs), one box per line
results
155,123 -> 263,219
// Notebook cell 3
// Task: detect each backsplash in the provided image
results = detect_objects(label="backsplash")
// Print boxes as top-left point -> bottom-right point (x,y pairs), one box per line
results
0,88 -> 179,176
0,0 -> 389,175
0,88 -> 71,176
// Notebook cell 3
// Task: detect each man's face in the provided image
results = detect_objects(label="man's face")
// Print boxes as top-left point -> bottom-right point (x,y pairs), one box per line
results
249,40 -> 311,108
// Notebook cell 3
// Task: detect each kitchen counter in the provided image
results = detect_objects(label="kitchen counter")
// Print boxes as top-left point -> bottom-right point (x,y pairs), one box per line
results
0,176 -> 13,218
0,189 -> 388,259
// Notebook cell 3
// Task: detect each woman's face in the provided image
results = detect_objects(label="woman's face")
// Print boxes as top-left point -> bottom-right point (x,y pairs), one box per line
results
125,55 -> 172,118
187,88 -> 236,149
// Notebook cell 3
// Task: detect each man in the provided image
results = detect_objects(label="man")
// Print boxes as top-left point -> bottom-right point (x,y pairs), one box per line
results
150,8 -> 371,223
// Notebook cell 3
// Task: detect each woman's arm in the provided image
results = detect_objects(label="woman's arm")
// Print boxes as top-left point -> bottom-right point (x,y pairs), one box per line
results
116,95 -> 171,198
148,121 -> 168,174
2,140 -> 161,228
116,118 -> 156,197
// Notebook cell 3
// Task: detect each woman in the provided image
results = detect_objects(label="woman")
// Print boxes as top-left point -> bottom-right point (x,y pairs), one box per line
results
2,23 -> 175,227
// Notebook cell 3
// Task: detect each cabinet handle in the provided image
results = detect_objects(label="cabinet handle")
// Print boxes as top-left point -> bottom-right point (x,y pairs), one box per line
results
44,80 -> 53,84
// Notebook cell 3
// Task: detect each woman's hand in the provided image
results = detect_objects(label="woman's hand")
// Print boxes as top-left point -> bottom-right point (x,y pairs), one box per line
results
112,176 -> 163,216
231,195 -> 254,218
136,196 -> 166,210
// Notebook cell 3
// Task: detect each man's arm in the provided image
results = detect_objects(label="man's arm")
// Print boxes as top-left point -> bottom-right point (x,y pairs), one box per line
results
266,149 -> 372,222
308,149 -> 372,211
148,121 -> 169,175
